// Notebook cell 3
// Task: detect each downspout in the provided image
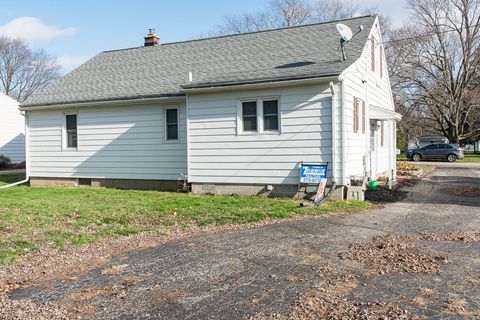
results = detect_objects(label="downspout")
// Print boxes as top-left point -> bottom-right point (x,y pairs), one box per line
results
186,93 -> 191,183
329,81 -> 336,185
340,79 -> 346,186
0,111 -> 29,189
389,120 -> 397,189
387,120 -> 393,189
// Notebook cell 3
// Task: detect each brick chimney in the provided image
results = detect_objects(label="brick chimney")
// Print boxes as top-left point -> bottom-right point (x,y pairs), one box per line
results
144,29 -> 160,46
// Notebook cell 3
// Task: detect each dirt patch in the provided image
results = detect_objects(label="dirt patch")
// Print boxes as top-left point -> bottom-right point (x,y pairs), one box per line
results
339,235 -> 449,274
101,264 -> 129,275
252,271 -> 416,320
447,185 -> 480,197
365,187 -> 409,203
396,162 -> 430,188
0,293 -> 71,320
154,291 -> 185,303
443,294 -> 480,318
401,231 -> 480,243
418,288 -> 434,296
0,280 -> 22,294
252,232 -> 471,319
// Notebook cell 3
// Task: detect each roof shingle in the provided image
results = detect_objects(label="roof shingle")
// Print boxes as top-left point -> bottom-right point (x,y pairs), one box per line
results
22,15 -> 376,107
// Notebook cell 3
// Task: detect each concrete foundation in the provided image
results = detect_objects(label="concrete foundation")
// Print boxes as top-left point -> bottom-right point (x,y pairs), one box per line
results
91,179 -> 178,191
30,177 -> 178,191
191,182 -> 346,199
30,177 -> 348,200
30,177 -> 77,187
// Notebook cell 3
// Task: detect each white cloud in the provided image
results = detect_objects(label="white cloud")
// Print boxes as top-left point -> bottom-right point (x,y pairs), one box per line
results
57,55 -> 90,71
0,17 -> 75,42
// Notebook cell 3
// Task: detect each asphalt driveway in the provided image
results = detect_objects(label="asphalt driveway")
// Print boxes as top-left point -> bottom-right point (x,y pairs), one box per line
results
9,163 -> 480,319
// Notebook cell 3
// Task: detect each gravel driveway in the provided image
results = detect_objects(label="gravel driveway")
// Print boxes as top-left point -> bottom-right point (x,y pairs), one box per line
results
8,163 -> 480,319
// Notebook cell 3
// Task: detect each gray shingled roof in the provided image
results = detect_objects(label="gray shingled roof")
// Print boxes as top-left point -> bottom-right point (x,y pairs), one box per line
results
22,15 -> 376,108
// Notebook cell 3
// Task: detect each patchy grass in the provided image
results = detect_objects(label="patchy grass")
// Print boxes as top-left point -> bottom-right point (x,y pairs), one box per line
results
0,173 -> 26,186
461,153 -> 480,163
0,181 -> 371,264
396,152 -> 408,161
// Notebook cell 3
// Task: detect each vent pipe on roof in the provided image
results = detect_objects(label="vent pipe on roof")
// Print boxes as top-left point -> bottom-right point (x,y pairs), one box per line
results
144,28 -> 160,46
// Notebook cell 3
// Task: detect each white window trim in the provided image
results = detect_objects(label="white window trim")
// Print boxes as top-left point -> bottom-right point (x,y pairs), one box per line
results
165,107 -> 179,143
237,97 -> 281,135
62,112 -> 78,151
355,97 -> 362,134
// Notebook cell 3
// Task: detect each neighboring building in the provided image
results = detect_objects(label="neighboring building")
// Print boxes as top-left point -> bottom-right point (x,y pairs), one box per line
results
20,15 -> 400,197
464,141 -> 479,153
408,134 -> 449,149
0,93 -> 25,164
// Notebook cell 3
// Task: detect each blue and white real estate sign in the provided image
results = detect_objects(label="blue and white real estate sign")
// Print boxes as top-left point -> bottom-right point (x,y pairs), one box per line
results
299,164 -> 328,184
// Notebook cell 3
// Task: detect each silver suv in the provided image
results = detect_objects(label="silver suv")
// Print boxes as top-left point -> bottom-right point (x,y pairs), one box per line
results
407,143 -> 464,162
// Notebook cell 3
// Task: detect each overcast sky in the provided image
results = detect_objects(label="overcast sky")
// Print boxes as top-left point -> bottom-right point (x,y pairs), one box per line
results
0,0 -> 410,72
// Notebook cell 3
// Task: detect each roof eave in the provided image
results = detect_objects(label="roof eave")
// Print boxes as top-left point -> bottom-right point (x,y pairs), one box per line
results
182,74 -> 341,93
20,94 -> 186,111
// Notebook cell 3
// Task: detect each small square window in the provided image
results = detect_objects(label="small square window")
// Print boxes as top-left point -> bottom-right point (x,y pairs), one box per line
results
65,114 -> 78,148
263,100 -> 279,131
166,108 -> 178,141
242,101 -> 257,132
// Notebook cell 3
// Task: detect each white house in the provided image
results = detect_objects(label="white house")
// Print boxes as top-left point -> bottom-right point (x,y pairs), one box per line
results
20,15 -> 400,197
0,93 -> 25,164
408,134 -> 449,149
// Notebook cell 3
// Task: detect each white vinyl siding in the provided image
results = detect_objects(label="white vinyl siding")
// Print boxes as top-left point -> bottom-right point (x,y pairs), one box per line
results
341,17 -> 395,179
0,94 -> 25,163
28,103 -> 187,180
188,84 -> 333,185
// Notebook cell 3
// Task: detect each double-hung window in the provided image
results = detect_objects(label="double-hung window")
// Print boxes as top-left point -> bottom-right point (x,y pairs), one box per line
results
262,100 -> 279,131
165,108 -> 179,141
65,114 -> 78,149
242,101 -> 258,132
239,98 -> 280,134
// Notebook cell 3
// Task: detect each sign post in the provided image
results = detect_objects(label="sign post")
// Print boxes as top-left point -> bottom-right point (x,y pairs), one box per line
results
298,162 -> 329,200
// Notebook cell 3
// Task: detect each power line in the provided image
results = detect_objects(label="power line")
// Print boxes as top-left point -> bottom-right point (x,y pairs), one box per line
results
379,22 -> 480,46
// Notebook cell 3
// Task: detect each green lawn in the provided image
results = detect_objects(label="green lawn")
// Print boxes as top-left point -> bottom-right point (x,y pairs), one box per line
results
0,173 -> 25,186
461,153 -> 480,163
0,173 -> 371,264
397,152 -> 408,161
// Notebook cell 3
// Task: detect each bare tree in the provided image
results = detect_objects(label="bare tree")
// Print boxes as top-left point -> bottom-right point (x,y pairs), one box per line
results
311,0 -> 359,23
0,36 -> 61,102
217,12 -> 276,35
270,0 -> 312,27
392,0 -> 480,144
214,0 -> 360,35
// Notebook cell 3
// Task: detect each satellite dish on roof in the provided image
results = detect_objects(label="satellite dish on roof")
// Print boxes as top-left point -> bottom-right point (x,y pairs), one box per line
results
336,23 -> 353,41
335,23 -> 363,61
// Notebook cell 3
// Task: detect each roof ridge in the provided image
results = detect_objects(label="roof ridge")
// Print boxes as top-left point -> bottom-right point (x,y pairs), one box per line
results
103,14 -> 376,54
